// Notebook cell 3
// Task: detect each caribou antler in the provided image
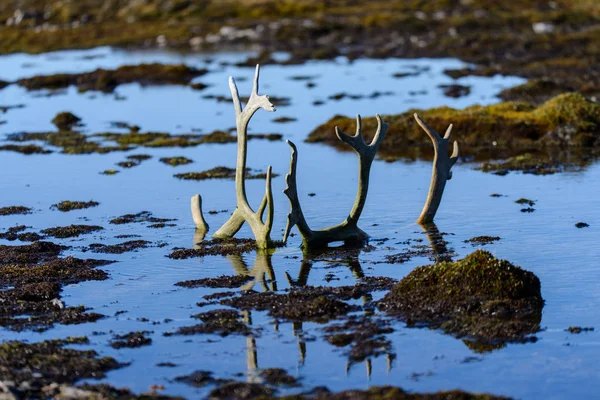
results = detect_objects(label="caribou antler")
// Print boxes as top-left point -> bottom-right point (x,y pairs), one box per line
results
414,113 -> 459,224
283,114 -> 387,248
194,64 -> 276,249
191,194 -> 209,236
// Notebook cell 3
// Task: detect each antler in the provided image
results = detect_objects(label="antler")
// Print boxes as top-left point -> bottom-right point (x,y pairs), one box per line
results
191,194 -> 209,236
414,113 -> 459,224
195,65 -> 276,249
283,114 -> 388,248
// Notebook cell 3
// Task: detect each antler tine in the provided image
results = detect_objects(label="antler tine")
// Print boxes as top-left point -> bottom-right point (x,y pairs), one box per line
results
414,113 -> 441,142
191,194 -> 209,234
264,166 -> 274,231
369,114 -> 388,150
443,123 -> 453,140
229,76 -> 243,116
252,64 -> 260,95
355,114 -> 363,139
335,117 -> 363,150
450,141 -> 459,166
416,114 -> 459,224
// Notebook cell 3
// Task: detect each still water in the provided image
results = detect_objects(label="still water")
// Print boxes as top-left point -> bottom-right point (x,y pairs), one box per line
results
0,46 -> 598,399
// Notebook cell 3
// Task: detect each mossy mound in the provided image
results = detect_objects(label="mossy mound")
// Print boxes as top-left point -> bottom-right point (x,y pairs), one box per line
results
17,63 -> 207,93
378,250 -> 543,347
308,93 -> 600,163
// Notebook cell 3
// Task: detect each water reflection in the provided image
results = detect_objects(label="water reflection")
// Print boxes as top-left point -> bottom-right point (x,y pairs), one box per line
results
419,222 -> 455,263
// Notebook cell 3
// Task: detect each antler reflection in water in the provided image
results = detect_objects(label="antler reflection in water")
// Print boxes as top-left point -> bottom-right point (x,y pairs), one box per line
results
420,222 -> 454,263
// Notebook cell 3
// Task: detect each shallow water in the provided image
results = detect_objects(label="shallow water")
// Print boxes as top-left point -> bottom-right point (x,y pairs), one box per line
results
0,47 -> 598,399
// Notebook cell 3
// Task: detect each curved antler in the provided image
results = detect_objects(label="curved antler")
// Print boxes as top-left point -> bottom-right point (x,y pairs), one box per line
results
193,65 -> 276,249
414,113 -> 459,224
283,114 -> 388,248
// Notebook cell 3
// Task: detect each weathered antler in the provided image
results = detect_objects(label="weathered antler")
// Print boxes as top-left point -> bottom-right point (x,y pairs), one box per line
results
414,113 -> 458,224
191,194 -> 209,236
197,64 -> 276,249
283,114 -> 387,248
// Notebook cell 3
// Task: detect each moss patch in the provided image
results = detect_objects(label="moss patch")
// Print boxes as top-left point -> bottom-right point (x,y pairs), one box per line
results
109,211 -> 175,225
88,240 -> 152,254
160,156 -> 193,166
52,111 -> 82,130
221,290 -> 359,323
109,331 -> 152,349
378,250 -> 543,347
324,316 -> 394,363
0,225 -> 41,242
0,242 -> 112,331
175,274 -> 253,289
465,236 -> 501,246
0,206 -> 32,216
51,200 -> 99,212
164,309 -> 251,337
168,238 -> 284,259
0,337 -> 122,392
41,224 -> 103,238
308,93 -> 600,168
17,64 -> 207,93
174,166 -> 277,181
0,144 -> 52,154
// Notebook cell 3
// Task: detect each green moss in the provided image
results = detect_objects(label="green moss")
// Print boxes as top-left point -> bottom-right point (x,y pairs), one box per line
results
174,166 -> 277,181
0,144 -> 52,154
477,153 -> 583,175
379,250 -> 543,347
309,93 -> 600,167
515,198 -> 536,206
109,211 -> 175,225
464,236 -> 501,246
50,200 -> 99,212
51,111 -> 81,131
109,331 -> 153,349
41,224 -> 103,239
160,156 -> 193,166
0,206 -> 32,216
0,337 -> 122,389
165,309 -> 251,337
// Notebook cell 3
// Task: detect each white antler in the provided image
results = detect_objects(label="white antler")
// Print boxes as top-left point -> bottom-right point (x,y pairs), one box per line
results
193,65 -> 276,249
